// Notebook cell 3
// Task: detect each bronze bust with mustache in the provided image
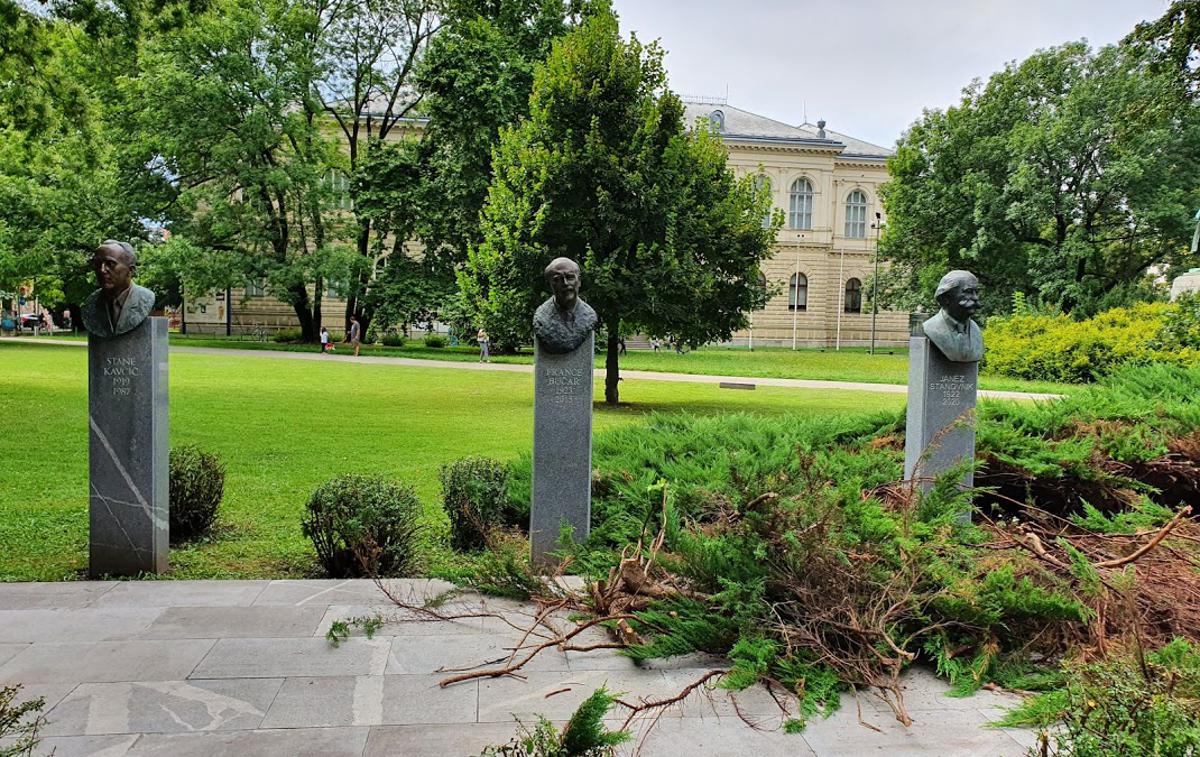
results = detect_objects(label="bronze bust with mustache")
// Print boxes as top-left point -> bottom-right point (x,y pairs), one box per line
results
81,240 -> 157,338
922,270 -> 983,363
533,257 -> 597,354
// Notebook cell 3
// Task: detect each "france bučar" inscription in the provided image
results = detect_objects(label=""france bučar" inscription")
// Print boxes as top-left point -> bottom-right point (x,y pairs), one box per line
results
542,366 -> 588,405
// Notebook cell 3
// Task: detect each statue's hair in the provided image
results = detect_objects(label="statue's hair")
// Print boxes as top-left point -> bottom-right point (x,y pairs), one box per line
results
935,270 -> 977,302
543,257 -> 580,283
99,239 -> 137,266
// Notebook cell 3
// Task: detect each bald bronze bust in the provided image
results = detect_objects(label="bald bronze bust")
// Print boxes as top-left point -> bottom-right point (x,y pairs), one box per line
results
81,240 -> 156,338
533,257 -> 597,354
922,270 -> 983,363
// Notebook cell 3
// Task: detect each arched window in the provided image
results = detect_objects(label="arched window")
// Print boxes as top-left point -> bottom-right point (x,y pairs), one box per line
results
788,178 -> 813,230
754,175 -> 772,229
709,109 -> 725,131
789,273 -> 808,311
844,189 -> 868,238
844,278 -> 862,313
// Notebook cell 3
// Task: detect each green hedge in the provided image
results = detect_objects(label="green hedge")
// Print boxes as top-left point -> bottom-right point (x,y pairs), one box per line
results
984,299 -> 1200,383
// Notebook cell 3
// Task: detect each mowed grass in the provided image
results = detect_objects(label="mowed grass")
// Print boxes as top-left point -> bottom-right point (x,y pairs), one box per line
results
162,334 -> 1074,395
0,342 -> 904,581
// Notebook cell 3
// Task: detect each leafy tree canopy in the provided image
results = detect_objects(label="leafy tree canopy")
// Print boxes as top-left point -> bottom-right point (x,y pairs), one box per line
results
463,5 -> 777,403
878,41 -> 1200,317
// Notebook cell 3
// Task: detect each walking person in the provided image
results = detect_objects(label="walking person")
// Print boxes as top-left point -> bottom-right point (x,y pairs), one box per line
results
651,338 -> 660,352
618,337 -> 627,356
348,316 -> 362,357
476,328 -> 489,362
42,310 -> 54,336
319,325 -> 330,354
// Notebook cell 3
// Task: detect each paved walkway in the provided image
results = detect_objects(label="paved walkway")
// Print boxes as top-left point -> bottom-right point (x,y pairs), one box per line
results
2,337 -> 1060,401
0,579 -> 1035,756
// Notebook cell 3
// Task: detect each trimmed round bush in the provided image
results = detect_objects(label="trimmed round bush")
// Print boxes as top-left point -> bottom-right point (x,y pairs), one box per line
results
169,445 -> 225,543
302,475 -> 422,577
381,333 -> 406,347
424,333 -> 448,348
440,457 -> 511,551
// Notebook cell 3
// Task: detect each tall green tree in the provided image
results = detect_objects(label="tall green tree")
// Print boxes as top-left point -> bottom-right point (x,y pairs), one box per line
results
311,0 -> 441,332
410,0 -> 575,262
131,0 -> 353,339
1126,0 -> 1200,98
0,3 -> 139,317
878,42 -> 1200,316
463,7 -> 776,404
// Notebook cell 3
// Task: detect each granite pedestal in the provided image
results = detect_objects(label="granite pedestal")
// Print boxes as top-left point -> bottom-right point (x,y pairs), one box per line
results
530,334 -> 594,565
1171,268 -> 1200,300
88,316 -> 169,576
904,335 -> 977,500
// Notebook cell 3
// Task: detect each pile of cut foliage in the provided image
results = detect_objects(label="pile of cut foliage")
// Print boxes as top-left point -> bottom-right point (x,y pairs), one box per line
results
473,364 -> 1200,740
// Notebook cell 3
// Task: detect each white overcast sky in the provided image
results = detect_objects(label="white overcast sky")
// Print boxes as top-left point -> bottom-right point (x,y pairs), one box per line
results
609,0 -> 1172,148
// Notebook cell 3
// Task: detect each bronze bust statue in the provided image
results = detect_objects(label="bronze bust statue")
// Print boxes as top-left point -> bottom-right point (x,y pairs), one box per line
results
81,240 -> 156,338
533,257 -> 597,354
922,270 -> 983,363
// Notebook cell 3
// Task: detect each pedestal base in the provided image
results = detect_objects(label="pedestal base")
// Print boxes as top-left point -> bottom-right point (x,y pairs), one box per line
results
903,336 -> 977,511
531,335 -> 594,566
88,317 -> 169,576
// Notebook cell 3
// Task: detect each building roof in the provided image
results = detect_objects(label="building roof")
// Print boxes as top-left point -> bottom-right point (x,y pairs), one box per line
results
681,100 -> 892,159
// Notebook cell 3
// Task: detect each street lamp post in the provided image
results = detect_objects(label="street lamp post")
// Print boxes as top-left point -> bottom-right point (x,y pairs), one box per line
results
870,211 -> 882,355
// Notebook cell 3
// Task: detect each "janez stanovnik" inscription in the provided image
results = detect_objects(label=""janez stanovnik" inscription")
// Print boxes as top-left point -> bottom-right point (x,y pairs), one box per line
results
930,373 -> 975,407
103,356 -> 139,396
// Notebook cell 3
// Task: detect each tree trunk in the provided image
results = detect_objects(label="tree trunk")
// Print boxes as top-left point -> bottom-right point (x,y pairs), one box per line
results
604,316 -> 620,405
290,283 -> 316,341
312,276 -> 322,337
347,217 -> 372,334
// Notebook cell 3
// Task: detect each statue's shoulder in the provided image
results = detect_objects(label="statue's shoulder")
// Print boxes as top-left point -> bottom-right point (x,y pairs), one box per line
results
129,284 -> 156,310
576,299 -> 597,328
921,310 -> 948,338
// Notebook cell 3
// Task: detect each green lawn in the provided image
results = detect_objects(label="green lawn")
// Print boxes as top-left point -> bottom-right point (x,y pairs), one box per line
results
154,333 -> 1073,395
0,342 -> 906,581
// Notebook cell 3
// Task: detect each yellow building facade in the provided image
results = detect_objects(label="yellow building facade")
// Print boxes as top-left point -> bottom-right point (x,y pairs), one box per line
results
185,101 -> 907,347
684,101 -> 908,348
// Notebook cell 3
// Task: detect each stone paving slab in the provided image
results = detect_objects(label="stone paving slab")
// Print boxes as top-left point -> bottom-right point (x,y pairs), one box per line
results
363,723 -> 521,757
127,726 -> 370,756
260,674 -> 478,728
0,640 -> 215,684
136,605 -> 325,639
0,580 -> 1032,756
36,733 -> 141,757
93,581 -> 268,608
43,678 -> 283,736
315,604 -> 487,638
0,608 -> 163,643
252,578 -> 455,607
190,637 -> 390,679
0,581 -> 117,609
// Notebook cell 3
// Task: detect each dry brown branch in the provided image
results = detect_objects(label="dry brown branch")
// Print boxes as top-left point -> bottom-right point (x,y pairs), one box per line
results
615,670 -> 727,729
438,614 -> 636,687
1093,506 -> 1192,568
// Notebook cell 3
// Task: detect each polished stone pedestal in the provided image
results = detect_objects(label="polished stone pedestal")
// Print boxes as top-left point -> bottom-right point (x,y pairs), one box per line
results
530,335 -> 593,566
88,316 -> 169,576
904,335 -> 977,506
